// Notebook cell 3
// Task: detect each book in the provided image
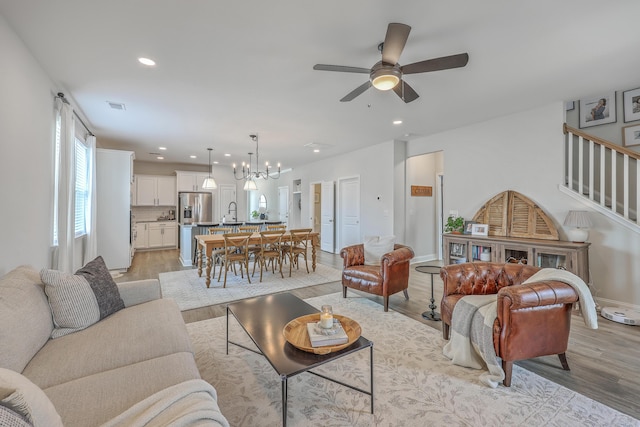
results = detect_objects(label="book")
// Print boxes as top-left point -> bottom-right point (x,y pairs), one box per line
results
306,321 -> 349,348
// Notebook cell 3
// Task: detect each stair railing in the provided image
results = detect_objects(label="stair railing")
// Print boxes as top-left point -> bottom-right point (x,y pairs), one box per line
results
563,124 -> 639,224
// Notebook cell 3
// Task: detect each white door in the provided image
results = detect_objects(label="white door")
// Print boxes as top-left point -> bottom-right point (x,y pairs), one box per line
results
321,181 -> 335,253
339,177 -> 360,249
278,186 -> 289,225
219,184 -> 236,222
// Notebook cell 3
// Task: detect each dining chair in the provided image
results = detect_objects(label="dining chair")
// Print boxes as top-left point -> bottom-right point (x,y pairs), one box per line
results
252,230 -> 285,281
207,227 -> 233,278
266,224 -> 286,231
281,228 -> 312,277
238,225 -> 261,260
217,232 -> 252,287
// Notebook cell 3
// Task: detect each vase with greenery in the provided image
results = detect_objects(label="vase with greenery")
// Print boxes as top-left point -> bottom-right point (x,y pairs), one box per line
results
445,216 -> 465,234
251,210 -> 260,220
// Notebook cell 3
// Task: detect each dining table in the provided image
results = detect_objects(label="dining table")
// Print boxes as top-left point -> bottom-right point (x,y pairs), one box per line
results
195,231 -> 320,287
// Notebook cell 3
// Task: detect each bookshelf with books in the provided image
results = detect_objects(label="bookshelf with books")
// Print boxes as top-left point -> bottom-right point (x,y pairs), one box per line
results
443,233 -> 590,283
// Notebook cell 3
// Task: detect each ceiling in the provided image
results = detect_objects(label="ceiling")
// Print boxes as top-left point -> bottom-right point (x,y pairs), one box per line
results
1,1 -> 639,170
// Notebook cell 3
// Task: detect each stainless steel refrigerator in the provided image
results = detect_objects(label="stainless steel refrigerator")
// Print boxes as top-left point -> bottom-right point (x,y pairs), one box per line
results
179,192 -> 213,224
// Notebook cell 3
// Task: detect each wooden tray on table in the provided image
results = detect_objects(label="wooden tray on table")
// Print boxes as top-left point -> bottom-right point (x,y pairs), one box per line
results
283,314 -> 361,355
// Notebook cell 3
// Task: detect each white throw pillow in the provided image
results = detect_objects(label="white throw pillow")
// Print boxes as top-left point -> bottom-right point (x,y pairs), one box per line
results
0,368 -> 63,427
363,235 -> 396,266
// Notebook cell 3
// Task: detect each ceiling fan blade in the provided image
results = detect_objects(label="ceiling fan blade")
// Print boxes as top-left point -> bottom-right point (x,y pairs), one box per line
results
313,64 -> 370,74
401,53 -> 469,75
340,81 -> 372,102
381,23 -> 411,65
393,80 -> 419,103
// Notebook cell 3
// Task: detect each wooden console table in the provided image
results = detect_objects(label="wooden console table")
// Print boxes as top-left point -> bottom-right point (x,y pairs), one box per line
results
443,233 -> 590,283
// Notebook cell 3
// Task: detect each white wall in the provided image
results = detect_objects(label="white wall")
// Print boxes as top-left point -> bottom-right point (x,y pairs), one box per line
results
407,102 -> 640,308
292,141 -> 396,249
0,15 -> 57,274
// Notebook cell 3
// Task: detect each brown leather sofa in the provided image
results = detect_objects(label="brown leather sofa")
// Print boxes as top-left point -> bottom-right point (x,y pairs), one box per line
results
440,262 -> 579,386
340,243 -> 414,311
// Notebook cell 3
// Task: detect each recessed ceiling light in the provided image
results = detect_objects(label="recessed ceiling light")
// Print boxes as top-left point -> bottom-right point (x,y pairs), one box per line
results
393,120 -> 403,125
224,153 -> 231,157
314,149 -> 320,153
190,155 -> 197,159
156,156 -> 164,160
138,57 -> 156,66
159,147 -> 167,151
213,161 -> 219,164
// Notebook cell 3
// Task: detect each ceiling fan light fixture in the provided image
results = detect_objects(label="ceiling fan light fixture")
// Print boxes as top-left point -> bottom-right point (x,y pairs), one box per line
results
370,64 -> 401,91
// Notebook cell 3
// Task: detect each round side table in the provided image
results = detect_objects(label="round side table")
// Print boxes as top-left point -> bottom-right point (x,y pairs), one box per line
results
415,265 -> 442,321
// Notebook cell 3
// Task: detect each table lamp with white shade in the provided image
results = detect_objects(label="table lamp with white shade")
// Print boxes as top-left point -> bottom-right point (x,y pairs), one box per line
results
563,210 -> 592,242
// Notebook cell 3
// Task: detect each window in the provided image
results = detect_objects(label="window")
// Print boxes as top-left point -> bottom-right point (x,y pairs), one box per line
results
74,138 -> 89,237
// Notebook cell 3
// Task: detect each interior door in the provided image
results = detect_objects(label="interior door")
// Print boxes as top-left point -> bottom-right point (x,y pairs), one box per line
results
219,184 -> 236,222
321,181 -> 335,253
339,176 -> 360,249
278,186 -> 289,225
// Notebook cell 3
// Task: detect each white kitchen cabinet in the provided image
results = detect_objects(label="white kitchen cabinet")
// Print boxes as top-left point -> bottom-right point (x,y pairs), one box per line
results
148,222 -> 177,248
134,223 -> 149,249
135,175 -> 176,206
176,171 -> 213,192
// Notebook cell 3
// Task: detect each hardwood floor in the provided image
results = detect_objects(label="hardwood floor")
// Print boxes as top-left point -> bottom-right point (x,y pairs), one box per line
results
118,249 -> 640,420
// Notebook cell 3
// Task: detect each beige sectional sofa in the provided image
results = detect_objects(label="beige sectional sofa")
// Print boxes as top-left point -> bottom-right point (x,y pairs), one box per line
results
0,265 -> 229,426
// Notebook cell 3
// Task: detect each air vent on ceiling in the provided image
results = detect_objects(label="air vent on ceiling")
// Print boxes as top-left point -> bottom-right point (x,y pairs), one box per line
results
303,142 -> 333,148
107,101 -> 126,111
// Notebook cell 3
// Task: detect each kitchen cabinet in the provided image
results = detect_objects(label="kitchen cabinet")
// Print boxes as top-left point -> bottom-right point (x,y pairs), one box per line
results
135,175 -> 176,206
148,222 -> 177,248
443,234 -> 590,283
134,223 -> 149,249
176,171 -> 213,192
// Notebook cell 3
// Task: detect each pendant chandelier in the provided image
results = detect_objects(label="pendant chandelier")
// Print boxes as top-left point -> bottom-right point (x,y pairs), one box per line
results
233,134 -> 280,191
202,148 -> 217,190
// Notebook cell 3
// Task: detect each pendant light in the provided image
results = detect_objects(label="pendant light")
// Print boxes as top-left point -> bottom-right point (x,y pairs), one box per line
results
202,148 -> 217,190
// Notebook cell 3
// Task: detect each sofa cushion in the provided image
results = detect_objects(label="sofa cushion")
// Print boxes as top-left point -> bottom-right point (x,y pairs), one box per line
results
363,235 -> 395,266
0,368 -> 62,427
0,266 -> 54,373
23,298 -> 193,389
43,352 -> 201,427
40,256 -> 125,338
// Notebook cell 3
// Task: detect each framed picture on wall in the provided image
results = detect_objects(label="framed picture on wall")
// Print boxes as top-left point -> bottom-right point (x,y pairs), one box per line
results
622,124 -> 640,147
579,92 -> 617,128
623,87 -> 640,122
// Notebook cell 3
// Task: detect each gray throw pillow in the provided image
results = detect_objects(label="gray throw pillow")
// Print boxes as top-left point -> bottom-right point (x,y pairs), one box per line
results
41,256 -> 125,338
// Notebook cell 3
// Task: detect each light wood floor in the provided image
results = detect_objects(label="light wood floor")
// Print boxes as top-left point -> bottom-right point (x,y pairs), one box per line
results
118,249 -> 640,420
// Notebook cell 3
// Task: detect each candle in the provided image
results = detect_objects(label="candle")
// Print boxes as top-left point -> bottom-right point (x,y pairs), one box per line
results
320,305 -> 333,329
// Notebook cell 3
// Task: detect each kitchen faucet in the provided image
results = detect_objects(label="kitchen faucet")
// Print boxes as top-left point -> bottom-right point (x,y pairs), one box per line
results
228,201 -> 237,221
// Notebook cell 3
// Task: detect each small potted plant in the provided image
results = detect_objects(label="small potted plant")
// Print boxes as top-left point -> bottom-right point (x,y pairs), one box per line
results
445,216 -> 465,234
251,210 -> 260,220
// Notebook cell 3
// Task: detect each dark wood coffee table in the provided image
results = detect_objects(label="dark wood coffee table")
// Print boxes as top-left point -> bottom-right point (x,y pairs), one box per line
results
226,293 -> 373,426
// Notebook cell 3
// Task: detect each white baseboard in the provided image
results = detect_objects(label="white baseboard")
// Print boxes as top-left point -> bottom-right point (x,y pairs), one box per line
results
410,254 -> 440,265
595,297 -> 640,312
179,255 -> 193,267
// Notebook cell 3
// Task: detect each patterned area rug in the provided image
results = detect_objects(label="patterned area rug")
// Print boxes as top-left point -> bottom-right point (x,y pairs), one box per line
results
159,263 -> 342,311
187,292 -> 638,427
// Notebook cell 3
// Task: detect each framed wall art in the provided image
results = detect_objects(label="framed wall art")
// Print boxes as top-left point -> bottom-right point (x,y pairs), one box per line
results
471,223 -> 489,236
623,87 -> 640,123
579,92 -> 616,128
622,124 -> 640,147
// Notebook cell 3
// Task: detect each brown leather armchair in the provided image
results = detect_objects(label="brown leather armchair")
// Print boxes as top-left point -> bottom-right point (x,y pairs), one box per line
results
340,243 -> 414,311
440,262 -> 579,386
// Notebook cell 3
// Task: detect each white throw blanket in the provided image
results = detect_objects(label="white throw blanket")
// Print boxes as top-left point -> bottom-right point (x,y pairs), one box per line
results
100,379 -> 230,427
522,268 -> 598,329
443,269 -> 599,388
443,295 -> 503,388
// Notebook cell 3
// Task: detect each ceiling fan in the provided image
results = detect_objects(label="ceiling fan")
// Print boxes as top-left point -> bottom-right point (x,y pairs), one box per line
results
313,23 -> 469,103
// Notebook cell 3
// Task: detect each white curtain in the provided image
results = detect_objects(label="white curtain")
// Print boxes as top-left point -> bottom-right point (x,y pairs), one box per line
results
83,134 -> 97,263
53,99 -> 76,272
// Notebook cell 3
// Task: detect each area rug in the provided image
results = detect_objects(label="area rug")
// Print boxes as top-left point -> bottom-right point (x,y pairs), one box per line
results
159,263 -> 341,311
186,292 -> 638,427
